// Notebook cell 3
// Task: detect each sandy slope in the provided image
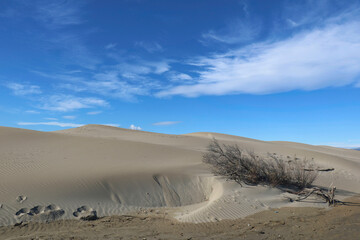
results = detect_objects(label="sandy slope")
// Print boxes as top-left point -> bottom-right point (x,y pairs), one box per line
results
0,124 -> 360,227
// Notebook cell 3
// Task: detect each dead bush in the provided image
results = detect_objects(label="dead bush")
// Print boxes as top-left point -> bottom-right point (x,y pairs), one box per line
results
203,139 -> 318,190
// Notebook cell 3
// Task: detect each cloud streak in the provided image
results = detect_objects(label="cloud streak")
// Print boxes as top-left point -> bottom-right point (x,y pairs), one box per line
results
152,121 -> 181,126
135,41 -> 164,53
5,83 -> 42,96
63,115 -> 76,119
202,18 -> 261,44
158,19 -> 360,97
87,111 -> 102,115
35,59 -> 171,101
35,0 -> 83,28
18,121 -> 83,128
40,95 -> 108,112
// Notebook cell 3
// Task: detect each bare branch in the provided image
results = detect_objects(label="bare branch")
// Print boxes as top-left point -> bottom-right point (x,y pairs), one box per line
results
203,139 -> 318,190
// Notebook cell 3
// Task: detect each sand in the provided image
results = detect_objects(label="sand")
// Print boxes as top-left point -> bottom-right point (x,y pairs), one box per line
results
1,196 -> 359,239
0,124 -> 360,236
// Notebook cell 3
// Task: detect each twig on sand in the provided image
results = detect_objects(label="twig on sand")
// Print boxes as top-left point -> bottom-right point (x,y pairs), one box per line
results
304,168 -> 335,172
285,186 -> 341,206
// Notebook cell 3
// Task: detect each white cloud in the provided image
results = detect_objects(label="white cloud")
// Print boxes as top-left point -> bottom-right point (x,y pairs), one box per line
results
35,59 -> 170,101
202,18 -> 261,44
105,43 -> 117,50
286,19 -> 300,28
117,60 -> 170,77
18,121 -> 119,128
18,121 -> 83,128
86,71 -> 150,101
25,110 -> 40,114
45,117 -> 58,120
240,1 -> 249,17
56,63 -> 166,101
87,111 -> 102,115
281,0 -> 332,29
35,0 -> 83,28
31,70 -> 85,82
145,61 -> 170,74
152,121 -> 181,126
135,41 -> 163,53
129,124 -> 142,130
6,83 -> 42,96
158,19 -> 360,97
30,1 -> 99,70
40,95 -> 108,112
169,72 -> 193,82
63,115 -> 76,119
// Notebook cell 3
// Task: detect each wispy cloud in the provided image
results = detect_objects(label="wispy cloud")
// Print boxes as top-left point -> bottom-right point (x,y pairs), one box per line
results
18,121 -> 83,128
40,95 -> 108,112
25,110 -> 40,114
117,60 -> 170,77
35,0 -> 83,28
105,43 -> 117,50
158,18 -> 360,97
135,41 -> 164,53
152,121 -> 181,126
5,83 -> 42,96
129,124 -> 142,130
63,115 -> 76,119
31,70 -> 85,82
87,111 -> 102,115
25,0 -> 99,70
87,71 -> 150,101
202,18 -> 261,44
50,33 -> 100,70
282,0 -> 333,29
45,117 -> 58,120
240,0 -> 249,17
168,72 -> 193,82
35,59 -> 171,101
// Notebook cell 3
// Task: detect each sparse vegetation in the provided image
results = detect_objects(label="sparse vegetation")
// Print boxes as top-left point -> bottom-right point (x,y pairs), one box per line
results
203,139 -> 318,190
286,186 -> 339,206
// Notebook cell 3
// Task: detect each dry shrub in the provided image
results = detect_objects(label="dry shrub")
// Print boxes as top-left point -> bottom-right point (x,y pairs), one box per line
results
203,139 -> 318,190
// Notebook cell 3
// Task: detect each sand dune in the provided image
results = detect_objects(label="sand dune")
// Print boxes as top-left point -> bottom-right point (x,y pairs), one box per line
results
0,124 -> 360,226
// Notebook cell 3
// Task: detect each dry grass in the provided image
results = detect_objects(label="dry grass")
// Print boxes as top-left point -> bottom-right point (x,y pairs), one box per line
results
203,139 -> 318,190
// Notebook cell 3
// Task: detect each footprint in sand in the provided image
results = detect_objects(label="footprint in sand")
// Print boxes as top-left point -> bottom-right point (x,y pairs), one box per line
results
15,204 -> 65,222
28,205 -> 45,216
73,205 -> 98,220
16,195 -> 27,203
15,208 -> 29,217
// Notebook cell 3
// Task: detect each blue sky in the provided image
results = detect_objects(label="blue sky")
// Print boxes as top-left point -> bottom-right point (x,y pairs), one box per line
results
1,0 -> 360,147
